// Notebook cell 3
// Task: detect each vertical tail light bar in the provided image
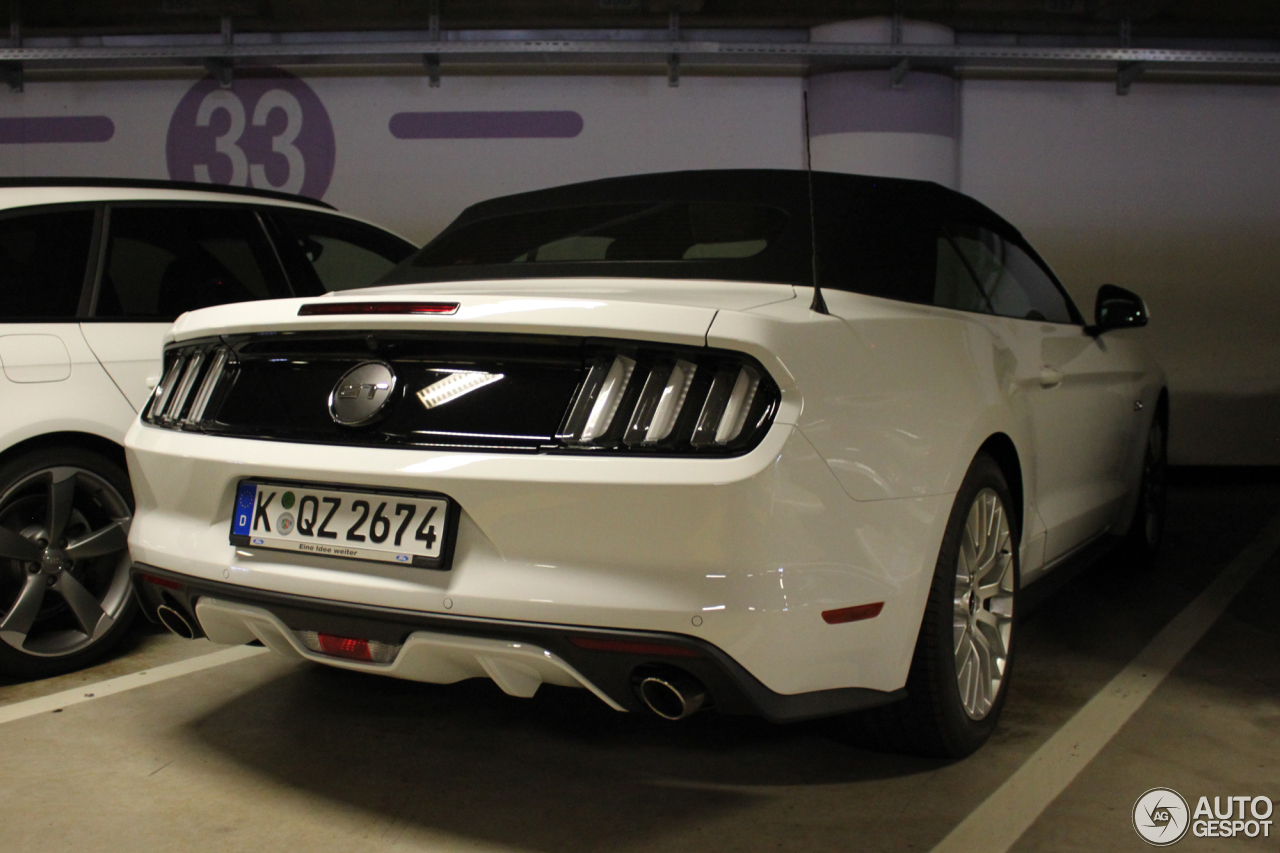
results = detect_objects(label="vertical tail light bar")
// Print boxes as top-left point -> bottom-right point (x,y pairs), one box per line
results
691,365 -> 760,447
557,355 -> 636,444
149,354 -> 187,419
184,347 -> 231,424
624,359 -> 696,446
162,350 -> 205,423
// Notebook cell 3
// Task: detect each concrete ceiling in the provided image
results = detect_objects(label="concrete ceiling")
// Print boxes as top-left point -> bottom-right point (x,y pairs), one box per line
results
15,1 -> 1280,41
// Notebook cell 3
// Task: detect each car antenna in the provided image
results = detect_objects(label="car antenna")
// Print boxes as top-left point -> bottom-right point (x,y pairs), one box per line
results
803,90 -> 829,315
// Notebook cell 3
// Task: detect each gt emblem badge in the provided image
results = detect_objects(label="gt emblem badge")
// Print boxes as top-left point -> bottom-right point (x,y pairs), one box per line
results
330,361 -> 397,426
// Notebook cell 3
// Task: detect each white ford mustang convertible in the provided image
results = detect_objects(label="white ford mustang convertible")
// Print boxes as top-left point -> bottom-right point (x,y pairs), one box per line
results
125,170 -> 1166,757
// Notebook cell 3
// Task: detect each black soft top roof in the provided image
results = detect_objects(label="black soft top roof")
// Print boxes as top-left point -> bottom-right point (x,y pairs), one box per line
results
451,169 -> 1010,235
384,168 -> 1026,291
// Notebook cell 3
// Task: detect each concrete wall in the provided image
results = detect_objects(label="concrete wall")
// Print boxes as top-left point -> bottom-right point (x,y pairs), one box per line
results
959,80 -> 1280,466
0,70 -> 1275,464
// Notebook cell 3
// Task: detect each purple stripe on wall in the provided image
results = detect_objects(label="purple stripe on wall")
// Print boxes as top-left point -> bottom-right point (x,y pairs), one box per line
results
0,116 -> 115,144
808,71 -> 956,138
389,110 -> 584,140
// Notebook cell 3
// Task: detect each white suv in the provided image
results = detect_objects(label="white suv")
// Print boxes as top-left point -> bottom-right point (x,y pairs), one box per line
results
0,179 -> 415,678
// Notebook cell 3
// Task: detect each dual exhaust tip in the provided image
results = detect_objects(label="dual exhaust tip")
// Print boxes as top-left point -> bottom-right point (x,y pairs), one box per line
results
634,667 -> 707,720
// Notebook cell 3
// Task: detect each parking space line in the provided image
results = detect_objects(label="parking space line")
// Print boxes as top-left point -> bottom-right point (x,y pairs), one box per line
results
0,644 -> 270,726
931,510 -> 1280,853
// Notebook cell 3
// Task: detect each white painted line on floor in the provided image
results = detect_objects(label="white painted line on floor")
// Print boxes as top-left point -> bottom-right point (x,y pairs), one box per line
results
932,510 -> 1280,853
0,644 -> 270,725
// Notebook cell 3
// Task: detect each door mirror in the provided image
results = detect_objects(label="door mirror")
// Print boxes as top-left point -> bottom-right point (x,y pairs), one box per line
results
1091,284 -> 1148,333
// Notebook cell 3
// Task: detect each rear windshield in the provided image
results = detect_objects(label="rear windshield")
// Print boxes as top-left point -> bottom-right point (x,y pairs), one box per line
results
403,201 -> 791,274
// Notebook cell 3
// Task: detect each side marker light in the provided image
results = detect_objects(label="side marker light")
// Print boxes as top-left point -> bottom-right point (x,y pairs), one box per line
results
822,602 -> 884,624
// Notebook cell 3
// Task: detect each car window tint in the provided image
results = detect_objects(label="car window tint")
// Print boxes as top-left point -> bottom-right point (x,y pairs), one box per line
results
942,223 -> 1074,324
0,208 -> 94,319
96,206 -> 289,319
1001,240 -> 1076,325
414,202 -> 789,267
268,210 -> 415,292
934,235 -> 992,314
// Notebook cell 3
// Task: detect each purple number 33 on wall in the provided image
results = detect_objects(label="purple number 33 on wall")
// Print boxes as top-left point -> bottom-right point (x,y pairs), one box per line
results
166,68 -> 335,200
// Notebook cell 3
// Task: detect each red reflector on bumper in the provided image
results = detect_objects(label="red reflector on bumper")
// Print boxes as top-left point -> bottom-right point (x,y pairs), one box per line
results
140,573 -> 182,590
298,301 -> 460,316
822,602 -> 884,624
317,633 -> 373,661
568,636 -> 699,658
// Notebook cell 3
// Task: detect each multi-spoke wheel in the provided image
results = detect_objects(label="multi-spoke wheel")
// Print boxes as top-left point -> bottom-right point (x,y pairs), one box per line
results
0,447 -> 137,678
952,488 -> 1016,720
848,452 -> 1019,758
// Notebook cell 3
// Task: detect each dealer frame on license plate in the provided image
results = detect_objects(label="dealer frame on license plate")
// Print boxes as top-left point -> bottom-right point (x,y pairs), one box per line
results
229,479 -> 458,570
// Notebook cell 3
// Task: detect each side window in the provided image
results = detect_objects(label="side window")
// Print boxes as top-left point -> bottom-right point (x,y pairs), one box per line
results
1001,240 -> 1077,325
95,206 -> 290,320
267,209 -> 415,293
941,223 -> 1075,324
934,235 -> 992,314
0,208 -> 95,320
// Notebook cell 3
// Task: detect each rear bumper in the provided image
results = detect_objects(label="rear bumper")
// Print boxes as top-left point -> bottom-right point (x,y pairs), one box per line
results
132,563 -> 904,723
126,421 -> 954,697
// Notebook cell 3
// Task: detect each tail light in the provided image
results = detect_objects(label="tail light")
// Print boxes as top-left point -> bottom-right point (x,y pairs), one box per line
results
144,343 -> 235,427
556,346 -> 778,455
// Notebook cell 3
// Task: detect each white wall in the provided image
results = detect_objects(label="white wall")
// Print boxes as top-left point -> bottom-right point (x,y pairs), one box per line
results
0,71 -> 1276,465
0,74 -> 804,244
959,80 -> 1280,465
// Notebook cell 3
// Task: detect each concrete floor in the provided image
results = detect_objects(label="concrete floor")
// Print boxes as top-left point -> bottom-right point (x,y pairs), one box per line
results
2,478 -> 1278,853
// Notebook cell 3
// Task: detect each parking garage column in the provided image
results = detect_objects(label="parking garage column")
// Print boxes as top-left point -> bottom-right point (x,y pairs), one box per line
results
807,18 -> 959,188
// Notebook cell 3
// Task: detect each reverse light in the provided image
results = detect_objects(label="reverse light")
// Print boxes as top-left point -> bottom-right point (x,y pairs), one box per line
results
417,370 -> 504,410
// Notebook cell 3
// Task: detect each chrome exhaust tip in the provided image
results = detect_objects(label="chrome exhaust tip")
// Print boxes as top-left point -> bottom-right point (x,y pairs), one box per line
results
156,604 -> 196,640
636,669 -> 707,720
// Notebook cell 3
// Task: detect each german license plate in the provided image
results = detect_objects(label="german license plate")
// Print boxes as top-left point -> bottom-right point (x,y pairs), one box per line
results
230,480 -> 454,570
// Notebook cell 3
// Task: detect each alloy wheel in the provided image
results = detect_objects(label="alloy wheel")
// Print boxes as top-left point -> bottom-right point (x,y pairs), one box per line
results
952,487 -> 1016,720
0,466 -> 133,657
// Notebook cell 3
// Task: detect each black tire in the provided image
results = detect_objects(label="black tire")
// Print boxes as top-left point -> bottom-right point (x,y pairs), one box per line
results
1121,412 -> 1167,569
848,453 -> 1019,759
0,446 -> 139,679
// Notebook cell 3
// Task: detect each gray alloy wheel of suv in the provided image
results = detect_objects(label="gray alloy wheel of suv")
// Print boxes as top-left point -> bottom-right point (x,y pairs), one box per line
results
0,447 -> 138,678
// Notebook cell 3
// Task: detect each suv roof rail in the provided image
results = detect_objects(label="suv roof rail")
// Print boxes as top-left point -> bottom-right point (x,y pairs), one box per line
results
0,177 -> 336,210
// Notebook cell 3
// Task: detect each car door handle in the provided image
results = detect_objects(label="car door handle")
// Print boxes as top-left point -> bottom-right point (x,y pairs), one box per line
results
1038,367 -> 1064,388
